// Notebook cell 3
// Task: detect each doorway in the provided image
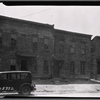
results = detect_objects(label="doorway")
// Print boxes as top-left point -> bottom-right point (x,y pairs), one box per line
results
21,59 -> 27,71
53,60 -> 64,78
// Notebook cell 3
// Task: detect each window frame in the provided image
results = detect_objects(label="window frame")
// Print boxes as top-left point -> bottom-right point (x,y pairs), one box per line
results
80,61 -> 85,75
43,60 -> 49,74
70,62 -> 75,74
70,42 -> 76,54
59,41 -> 64,54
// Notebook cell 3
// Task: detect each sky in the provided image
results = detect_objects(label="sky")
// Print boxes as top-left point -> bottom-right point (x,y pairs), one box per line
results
0,3 -> 100,38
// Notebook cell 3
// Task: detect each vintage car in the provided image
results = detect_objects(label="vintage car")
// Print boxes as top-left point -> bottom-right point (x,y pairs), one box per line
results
0,71 -> 36,95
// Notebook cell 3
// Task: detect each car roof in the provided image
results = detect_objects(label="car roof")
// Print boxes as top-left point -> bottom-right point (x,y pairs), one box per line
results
0,71 -> 31,74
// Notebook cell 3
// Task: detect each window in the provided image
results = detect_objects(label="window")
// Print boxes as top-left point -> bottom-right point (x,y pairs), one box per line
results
80,43 -> 86,54
11,59 -> 16,65
43,60 -> 49,74
44,39 -> 49,50
0,58 -> 2,70
1,74 -> 7,80
80,61 -> 85,75
0,37 -> 2,46
11,35 -> 17,48
70,62 -> 75,74
10,59 -> 16,70
70,42 -> 76,53
21,73 -> 28,79
33,58 -> 37,72
33,37 -> 37,50
11,74 -> 17,79
17,73 -> 20,79
59,41 -> 64,54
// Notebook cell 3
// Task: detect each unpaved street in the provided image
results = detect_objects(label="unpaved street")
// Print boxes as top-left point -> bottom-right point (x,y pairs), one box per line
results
1,79 -> 100,97
33,84 -> 100,97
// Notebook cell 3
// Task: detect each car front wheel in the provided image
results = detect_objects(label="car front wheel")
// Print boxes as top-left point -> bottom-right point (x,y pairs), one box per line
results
19,85 -> 31,95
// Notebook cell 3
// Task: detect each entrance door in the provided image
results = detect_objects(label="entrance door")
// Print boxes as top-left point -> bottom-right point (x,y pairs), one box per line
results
53,60 -> 64,78
21,59 -> 27,71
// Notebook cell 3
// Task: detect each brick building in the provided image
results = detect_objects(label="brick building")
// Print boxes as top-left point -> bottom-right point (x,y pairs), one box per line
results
0,15 -> 54,78
53,29 -> 92,79
91,36 -> 100,80
0,15 -> 98,79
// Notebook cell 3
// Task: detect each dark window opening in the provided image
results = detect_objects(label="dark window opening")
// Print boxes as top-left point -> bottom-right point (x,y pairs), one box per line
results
11,38 -> 16,48
33,37 -> 37,51
80,61 -> 85,75
70,62 -> 75,74
0,37 -> 2,46
44,39 -> 49,50
21,59 -> 27,71
59,41 -> 64,54
97,61 -> 100,74
44,60 -> 49,74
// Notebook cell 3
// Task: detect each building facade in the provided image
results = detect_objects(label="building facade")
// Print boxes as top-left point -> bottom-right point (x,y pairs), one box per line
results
0,15 -> 54,78
0,15 -> 99,79
53,29 -> 92,79
91,36 -> 100,80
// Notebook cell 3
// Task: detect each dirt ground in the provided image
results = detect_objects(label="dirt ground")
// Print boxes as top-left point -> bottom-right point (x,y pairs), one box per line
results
32,78 -> 100,96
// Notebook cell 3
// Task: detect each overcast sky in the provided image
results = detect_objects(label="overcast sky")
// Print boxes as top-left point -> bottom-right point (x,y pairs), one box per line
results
0,3 -> 100,38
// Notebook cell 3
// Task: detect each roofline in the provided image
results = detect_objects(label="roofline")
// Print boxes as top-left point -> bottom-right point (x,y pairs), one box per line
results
54,28 -> 92,38
0,15 -> 54,28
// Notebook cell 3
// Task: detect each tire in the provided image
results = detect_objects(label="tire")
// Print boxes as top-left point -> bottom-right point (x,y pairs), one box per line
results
20,85 -> 31,95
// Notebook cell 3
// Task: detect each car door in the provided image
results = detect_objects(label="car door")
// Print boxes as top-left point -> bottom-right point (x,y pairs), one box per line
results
0,73 -> 13,91
10,73 -> 22,91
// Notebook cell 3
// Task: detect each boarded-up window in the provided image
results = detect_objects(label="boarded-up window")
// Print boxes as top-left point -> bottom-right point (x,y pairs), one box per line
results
70,62 -> 75,74
43,60 -> 49,74
80,61 -> 85,75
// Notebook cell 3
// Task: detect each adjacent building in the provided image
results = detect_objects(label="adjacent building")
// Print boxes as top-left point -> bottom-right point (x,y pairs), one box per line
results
53,29 -> 92,79
91,36 -> 100,80
0,15 -> 99,80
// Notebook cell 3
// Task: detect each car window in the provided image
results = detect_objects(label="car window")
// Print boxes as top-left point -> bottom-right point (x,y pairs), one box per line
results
0,74 -> 8,80
11,73 -> 16,79
21,73 -> 28,79
17,73 -> 20,79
